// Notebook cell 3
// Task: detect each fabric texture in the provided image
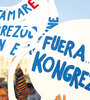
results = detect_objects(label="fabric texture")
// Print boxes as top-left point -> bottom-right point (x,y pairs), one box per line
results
15,68 -> 32,100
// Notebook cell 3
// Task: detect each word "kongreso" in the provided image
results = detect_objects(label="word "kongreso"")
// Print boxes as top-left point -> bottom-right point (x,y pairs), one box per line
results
32,35 -> 90,91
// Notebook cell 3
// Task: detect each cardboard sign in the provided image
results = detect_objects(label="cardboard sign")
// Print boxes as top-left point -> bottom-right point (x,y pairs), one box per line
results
29,19 -> 90,100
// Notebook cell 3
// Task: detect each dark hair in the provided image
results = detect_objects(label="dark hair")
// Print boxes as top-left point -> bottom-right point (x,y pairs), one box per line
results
0,83 -> 7,89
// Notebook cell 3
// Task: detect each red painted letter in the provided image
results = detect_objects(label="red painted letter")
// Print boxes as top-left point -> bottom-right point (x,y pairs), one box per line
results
28,0 -> 39,9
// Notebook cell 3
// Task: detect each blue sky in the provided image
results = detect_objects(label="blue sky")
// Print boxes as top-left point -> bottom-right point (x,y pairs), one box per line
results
0,0 -> 90,22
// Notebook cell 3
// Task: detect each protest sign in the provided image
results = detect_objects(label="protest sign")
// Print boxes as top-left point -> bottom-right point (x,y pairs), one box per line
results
29,19 -> 90,100
0,0 -> 49,58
